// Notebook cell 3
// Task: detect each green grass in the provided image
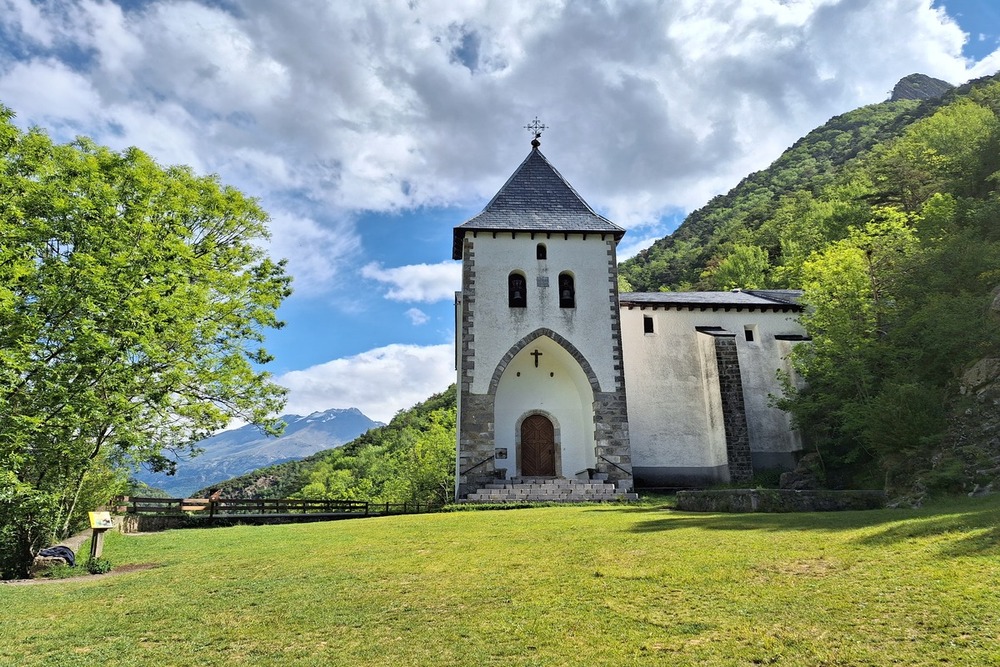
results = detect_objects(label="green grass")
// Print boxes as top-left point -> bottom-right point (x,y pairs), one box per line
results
3,495 -> 999,666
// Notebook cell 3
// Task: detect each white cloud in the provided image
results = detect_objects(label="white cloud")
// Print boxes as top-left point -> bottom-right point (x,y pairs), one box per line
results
265,211 -> 360,296
0,59 -> 102,130
361,261 -> 462,303
406,308 -> 430,325
2,0 -> 57,47
276,344 -> 455,423
2,0 -> 996,316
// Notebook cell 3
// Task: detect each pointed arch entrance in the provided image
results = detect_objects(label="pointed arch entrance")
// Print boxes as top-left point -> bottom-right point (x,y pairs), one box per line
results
493,335 -> 593,480
520,414 -> 556,476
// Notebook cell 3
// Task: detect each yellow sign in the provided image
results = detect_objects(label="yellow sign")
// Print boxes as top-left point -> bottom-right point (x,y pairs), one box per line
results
88,511 -> 114,529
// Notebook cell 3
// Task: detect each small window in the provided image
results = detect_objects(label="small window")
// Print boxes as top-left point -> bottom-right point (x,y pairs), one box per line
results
744,326 -> 756,342
536,244 -> 547,260
643,315 -> 654,334
508,272 -> 527,308
558,272 -> 575,308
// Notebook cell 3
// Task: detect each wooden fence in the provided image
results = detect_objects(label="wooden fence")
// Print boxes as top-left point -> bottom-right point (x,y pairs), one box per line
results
115,496 -> 440,519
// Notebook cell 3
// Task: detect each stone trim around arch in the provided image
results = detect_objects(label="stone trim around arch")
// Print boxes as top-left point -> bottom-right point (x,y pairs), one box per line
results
487,328 -> 602,395
514,410 -> 563,478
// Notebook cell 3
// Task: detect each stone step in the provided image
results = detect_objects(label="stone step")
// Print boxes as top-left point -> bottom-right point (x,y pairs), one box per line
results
462,477 -> 636,504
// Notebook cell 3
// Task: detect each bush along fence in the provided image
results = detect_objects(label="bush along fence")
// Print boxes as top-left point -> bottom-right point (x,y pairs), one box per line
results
113,496 -> 442,532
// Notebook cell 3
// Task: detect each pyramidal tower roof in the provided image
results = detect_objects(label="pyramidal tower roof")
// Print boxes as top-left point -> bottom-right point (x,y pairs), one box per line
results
452,145 -> 625,259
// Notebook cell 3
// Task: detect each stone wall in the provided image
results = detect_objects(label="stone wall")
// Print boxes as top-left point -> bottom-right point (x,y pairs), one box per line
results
676,488 -> 887,513
456,393 -> 498,498
593,391 -> 632,484
713,335 -> 753,482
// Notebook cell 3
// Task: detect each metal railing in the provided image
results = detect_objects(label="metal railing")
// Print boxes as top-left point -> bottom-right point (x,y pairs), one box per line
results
459,454 -> 495,477
598,455 -> 632,478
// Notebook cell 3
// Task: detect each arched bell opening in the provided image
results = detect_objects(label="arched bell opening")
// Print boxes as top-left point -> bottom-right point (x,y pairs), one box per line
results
508,271 -> 527,308
558,271 -> 575,308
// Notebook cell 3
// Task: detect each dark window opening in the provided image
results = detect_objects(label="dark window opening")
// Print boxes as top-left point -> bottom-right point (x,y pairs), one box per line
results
508,273 -> 527,308
744,326 -> 755,342
643,315 -> 654,334
558,273 -> 575,308
536,244 -> 547,260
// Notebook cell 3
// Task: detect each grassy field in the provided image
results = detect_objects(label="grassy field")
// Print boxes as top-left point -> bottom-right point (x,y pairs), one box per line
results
2,495 -> 999,666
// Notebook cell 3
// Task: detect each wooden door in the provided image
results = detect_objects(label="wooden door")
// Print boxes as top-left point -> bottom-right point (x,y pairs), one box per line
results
521,415 -> 556,477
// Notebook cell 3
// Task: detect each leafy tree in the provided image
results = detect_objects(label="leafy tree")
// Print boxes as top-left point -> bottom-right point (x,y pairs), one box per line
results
0,108 -> 290,578
869,98 -> 1000,210
779,213 -> 919,484
702,244 -> 770,290
293,404 -> 456,507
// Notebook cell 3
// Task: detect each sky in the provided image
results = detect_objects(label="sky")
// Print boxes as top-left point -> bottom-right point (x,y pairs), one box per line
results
2,0 -> 999,423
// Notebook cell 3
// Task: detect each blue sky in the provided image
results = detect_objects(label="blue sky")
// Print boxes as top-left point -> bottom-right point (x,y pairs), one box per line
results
2,0 -> 998,422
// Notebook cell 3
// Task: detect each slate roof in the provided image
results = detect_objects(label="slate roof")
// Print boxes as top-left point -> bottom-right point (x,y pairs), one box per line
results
453,147 -> 625,259
619,290 -> 804,311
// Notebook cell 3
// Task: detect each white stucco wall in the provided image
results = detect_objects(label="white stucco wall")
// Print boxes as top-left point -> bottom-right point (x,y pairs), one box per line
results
493,337 -> 596,478
621,306 -> 805,472
465,233 -> 619,395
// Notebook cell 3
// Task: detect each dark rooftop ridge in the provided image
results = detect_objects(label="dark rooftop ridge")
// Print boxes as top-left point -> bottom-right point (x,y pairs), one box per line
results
619,289 -> 804,312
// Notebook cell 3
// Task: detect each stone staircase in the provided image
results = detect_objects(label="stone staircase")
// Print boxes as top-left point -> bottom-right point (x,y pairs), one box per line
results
463,476 -> 639,503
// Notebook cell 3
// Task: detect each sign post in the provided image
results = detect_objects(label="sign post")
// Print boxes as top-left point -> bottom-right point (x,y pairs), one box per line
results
88,511 -> 114,560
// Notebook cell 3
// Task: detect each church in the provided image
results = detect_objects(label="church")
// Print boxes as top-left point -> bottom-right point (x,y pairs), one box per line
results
453,134 -> 807,502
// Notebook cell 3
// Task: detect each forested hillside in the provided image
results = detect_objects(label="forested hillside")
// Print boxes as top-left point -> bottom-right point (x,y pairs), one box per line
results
198,386 -> 456,505
622,75 -> 952,292
626,72 -> 1000,496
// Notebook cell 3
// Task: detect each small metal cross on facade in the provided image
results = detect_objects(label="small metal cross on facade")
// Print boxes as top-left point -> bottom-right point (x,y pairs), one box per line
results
524,117 -> 547,146
530,349 -> 543,367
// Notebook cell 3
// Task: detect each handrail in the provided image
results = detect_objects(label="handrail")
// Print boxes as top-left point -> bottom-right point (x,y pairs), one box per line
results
598,455 -> 631,478
460,454 -> 495,476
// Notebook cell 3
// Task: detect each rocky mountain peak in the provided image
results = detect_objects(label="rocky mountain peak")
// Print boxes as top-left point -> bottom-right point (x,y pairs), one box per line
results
890,73 -> 953,101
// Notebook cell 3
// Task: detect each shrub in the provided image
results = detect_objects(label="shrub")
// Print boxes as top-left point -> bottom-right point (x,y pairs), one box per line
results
86,558 -> 113,575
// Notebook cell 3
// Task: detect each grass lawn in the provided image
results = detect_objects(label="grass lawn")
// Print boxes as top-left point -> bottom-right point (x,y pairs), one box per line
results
2,495 -> 999,666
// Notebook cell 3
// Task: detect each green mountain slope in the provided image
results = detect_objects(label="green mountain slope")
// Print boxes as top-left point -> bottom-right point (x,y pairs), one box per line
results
619,75 -> 957,291
197,385 -> 456,503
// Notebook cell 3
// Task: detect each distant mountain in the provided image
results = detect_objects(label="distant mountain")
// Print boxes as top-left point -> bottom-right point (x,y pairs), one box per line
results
198,385 -> 457,501
132,408 -> 383,497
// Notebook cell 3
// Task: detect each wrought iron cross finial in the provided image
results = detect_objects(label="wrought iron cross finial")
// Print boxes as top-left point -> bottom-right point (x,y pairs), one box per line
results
524,117 -> 547,147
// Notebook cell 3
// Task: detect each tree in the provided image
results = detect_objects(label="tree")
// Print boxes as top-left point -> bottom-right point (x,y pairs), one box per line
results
702,243 -> 770,290
0,108 -> 291,578
779,211 -> 921,485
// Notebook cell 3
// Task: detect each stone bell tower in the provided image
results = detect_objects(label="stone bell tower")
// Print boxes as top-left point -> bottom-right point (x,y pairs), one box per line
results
452,125 -> 632,500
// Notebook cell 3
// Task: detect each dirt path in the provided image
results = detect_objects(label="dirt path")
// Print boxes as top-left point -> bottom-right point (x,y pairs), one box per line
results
1,530 -> 159,586
1,563 -> 160,586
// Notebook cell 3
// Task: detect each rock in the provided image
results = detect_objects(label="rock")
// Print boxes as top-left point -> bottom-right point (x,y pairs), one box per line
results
780,452 -> 822,490
29,556 -> 71,578
961,358 -> 1000,393
968,483 -> 994,497
889,73 -> 953,102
